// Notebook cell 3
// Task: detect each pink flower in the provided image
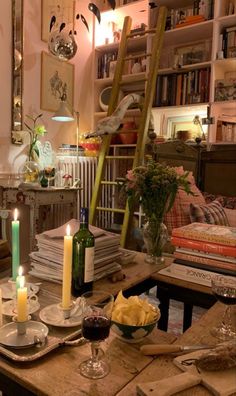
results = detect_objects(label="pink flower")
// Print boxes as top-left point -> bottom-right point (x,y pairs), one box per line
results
126,170 -> 135,181
174,166 -> 195,184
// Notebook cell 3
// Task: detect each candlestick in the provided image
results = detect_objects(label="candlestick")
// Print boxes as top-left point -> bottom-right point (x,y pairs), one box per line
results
12,208 -> 20,281
17,276 -> 27,322
0,288 -> 2,327
62,224 -> 73,309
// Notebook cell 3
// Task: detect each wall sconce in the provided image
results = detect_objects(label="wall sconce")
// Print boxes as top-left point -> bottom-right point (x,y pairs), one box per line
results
52,95 -> 80,167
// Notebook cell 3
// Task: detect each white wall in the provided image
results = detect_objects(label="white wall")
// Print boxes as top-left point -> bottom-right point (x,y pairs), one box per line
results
0,0 -> 93,175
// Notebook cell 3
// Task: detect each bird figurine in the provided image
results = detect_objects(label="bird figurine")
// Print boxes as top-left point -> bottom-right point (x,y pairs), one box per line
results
85,93 -> 142,139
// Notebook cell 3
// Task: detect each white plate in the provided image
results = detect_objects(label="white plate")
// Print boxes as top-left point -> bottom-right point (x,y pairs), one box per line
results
2,299 -> 40,317
39,303 -> 82,328
0,321 -> 48,349
0,282 -> 40,300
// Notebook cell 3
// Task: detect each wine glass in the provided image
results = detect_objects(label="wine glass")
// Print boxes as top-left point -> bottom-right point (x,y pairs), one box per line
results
43,166 -> 56,187
79,290 -> 114,379
211,275 -> 236,340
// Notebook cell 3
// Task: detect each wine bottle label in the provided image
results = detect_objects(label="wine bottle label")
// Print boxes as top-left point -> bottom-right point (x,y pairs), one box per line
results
84,246 -> 94,283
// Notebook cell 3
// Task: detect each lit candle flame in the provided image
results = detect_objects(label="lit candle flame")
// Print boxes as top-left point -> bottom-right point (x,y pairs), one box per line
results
13,208 -> 18,221
19,276 -> 25,289
66,224 -> 71,237
18,265 -> 23,276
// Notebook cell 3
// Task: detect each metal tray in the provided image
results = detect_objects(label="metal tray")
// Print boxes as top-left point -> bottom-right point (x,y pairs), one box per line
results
0,285 -> 86,363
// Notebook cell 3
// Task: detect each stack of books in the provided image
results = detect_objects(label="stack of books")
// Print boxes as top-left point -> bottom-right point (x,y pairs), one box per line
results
171,222 -> 236,276
29,219 -> 122,283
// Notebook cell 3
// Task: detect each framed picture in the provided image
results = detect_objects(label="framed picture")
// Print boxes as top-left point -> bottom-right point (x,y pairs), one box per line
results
166,114 -> 205,140
40,51 -> 74,112
41,0 -> 74,43
174,40 -> 210,67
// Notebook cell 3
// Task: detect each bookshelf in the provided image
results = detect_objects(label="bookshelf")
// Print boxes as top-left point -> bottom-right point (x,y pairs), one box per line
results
92,0 -> 236,145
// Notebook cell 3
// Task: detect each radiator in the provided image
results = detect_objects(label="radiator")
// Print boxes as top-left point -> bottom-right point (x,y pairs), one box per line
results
56,155 -> 113,229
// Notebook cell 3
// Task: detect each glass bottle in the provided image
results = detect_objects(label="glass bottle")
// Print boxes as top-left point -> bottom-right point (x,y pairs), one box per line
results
72,208 -> 95,297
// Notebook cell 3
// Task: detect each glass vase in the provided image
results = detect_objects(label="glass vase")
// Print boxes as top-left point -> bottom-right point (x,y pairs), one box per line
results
18,160 -> 40,184
143,219 -> 168,265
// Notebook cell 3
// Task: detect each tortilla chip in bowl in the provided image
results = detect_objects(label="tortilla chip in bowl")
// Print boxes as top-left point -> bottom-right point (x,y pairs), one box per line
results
111,291 -> 160,343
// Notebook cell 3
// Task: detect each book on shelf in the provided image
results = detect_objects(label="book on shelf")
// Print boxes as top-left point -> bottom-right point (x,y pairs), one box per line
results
153,68 -> 210,107
175,247 -> 236,264
174,251 -> 236,274
175,15 -> 205,28
221,26 -> 236,59
172,223 -> 236,246
164,0 -> 214,31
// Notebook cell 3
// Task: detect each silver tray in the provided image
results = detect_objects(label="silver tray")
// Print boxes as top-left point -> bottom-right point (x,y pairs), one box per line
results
0,328 -> 85,362
0,284 -> 86,363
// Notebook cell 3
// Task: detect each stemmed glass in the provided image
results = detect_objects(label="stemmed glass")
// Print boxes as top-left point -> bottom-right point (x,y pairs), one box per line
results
79,290 -> 114,379
211,275 -> 236,340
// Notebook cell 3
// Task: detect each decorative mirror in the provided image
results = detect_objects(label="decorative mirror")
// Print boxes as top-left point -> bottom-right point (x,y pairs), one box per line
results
12,0 -> 24,144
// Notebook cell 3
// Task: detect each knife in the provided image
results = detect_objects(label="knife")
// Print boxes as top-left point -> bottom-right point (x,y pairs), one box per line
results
140,344 -> 216,356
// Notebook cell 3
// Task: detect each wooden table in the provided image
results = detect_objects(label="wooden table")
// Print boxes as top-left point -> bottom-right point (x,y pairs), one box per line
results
152,271 -> 216,333
117,302 -> 231,396
0,255 -> 230,396
0,257 -> 174,396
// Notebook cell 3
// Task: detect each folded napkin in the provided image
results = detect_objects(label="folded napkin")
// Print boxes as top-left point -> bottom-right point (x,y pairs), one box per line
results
136,372 -> 201,396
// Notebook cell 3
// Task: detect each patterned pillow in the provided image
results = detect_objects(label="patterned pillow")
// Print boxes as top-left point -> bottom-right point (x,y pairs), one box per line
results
190,200 -> 229,226
164,183 -> 205,235
224,208 -> 236,227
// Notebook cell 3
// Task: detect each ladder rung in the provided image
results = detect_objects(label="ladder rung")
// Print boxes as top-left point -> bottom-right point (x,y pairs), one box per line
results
96,207 -> 125,214
125,53 -> 152,61
106,155 -> 135,159
119,129 -> 138,133
120,77 -> 148,85
101,181 -> 118,185
127,28 -> 156,38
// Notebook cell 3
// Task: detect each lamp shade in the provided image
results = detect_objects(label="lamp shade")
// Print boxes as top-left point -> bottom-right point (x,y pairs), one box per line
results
52,101 -> 74,122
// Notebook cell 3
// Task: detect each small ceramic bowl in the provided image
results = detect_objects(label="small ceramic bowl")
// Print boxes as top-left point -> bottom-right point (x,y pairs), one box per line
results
111,318 -> 158,343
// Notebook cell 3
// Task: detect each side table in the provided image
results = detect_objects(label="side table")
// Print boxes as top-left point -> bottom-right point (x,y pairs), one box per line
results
2,185 -> 81,252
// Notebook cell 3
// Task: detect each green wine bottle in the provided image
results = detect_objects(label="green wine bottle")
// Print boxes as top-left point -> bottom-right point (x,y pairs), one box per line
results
72,207 -> 95,297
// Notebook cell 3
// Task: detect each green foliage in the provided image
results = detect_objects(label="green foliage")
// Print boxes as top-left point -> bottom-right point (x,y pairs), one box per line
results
119,157 -> 193,221
25,113 -> 46,160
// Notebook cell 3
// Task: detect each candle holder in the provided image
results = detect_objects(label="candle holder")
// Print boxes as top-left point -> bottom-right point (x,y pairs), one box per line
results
0,317 -> 49,349
58,303 -> 74,320
13,315 -> 31,335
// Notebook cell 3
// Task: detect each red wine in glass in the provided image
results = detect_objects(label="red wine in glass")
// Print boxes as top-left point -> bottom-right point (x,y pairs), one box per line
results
211,276 -> 236,340
82,315 -> 111,341
79,291 -> 114,379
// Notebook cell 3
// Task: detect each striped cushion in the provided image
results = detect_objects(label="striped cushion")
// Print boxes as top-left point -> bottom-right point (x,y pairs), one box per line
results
190,200 -> 229,226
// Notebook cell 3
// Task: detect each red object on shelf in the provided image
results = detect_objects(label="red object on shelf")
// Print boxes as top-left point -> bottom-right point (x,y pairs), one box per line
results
119,121 -> 137,144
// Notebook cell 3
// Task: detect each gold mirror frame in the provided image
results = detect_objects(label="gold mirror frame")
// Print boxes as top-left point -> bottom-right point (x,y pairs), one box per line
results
12,0 -> 24,144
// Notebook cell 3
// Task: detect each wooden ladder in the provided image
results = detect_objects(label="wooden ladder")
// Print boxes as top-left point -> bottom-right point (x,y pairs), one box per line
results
89,7 -> 167,247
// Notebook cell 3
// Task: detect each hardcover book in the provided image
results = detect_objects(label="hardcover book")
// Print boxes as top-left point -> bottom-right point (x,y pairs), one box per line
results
174,251 -> 236,273
171,235 -> 236,257
172,223 -> 236,246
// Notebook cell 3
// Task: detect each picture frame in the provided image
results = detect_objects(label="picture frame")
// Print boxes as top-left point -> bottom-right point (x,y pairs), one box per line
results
166,114 -> 205,140
174,40 -> 210,67
41,0 -> 74,43
40,51 -> 74,112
